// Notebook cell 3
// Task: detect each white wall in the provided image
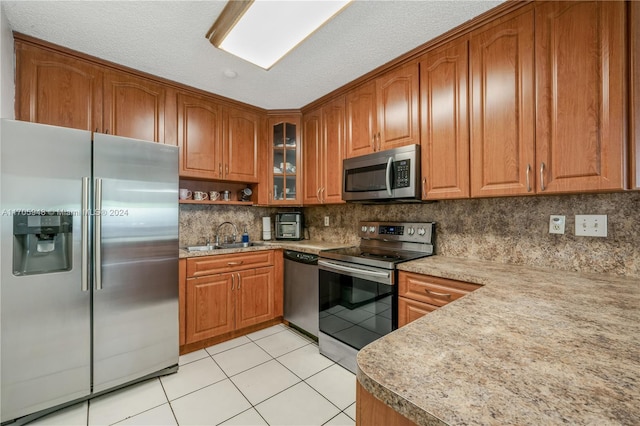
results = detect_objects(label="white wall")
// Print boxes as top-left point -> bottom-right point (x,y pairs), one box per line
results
0,2 -> 15,119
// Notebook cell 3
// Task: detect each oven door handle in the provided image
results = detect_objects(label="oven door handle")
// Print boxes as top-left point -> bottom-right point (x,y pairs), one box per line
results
385,157 -> 393,196
318,260 -> 391,279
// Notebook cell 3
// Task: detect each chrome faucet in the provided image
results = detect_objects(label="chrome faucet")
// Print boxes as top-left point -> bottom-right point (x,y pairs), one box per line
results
215,221 -> 238,245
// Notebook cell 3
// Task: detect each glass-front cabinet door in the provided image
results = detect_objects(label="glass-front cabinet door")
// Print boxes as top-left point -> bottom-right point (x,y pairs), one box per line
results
269,116 -> 301,205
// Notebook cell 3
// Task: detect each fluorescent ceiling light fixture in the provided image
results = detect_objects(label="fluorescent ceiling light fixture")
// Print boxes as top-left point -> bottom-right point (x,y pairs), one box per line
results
207,0 -> 352,70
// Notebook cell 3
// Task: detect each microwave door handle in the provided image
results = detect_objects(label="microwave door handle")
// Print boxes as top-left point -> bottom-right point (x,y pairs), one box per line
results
385,157 -> 393,196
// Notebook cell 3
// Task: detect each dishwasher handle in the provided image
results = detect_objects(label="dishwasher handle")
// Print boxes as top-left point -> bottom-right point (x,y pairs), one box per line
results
283,250 -> 318,265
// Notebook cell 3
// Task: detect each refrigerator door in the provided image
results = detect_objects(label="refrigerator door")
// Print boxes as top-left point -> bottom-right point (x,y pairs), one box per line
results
0,120 -> 92,422
92,133 -> 179,393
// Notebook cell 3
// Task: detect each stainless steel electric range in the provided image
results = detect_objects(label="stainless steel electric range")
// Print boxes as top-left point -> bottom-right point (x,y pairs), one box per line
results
318,221 -> 435,373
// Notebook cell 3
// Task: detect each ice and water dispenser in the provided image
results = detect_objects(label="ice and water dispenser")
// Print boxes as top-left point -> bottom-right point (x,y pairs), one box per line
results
13,212 -> 73,276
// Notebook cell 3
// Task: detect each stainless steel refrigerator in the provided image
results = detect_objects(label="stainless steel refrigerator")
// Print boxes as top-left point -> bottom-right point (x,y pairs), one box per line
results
0,119 -> 179,424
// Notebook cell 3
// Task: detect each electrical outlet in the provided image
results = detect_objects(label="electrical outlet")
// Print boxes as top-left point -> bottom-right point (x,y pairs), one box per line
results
324,216 -> 330,227
549,215 -> 565,234
575,215 -> 608,237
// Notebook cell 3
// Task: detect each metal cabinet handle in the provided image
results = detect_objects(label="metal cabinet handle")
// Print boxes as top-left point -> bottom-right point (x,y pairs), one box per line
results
94,178 -> 103,291
316,187 -> 322,203
237,273 -> 241,290
526,164 -> 532,192
422,177 -> 427,199
225,164 -> 229,175
540,162 -> 546,191
321,187 -> 325,203
377,132 -> 381,151
81,177 -> 90,292
425,289 -> 451,299
231,274 -> 235,290
227,261 -> 244,266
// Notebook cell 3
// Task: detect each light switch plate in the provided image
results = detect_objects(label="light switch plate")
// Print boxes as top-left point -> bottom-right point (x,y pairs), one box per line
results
575,215 -> 607,237
324,216 -> 330,227
549,215 -> 565,234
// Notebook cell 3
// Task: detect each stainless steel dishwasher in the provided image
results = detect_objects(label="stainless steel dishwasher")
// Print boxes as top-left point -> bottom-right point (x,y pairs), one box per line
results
283,250 -> 319,339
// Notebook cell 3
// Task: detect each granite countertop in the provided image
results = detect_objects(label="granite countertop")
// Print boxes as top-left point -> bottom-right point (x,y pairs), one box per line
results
357,256 -> 640,425
179,240 -> 353,258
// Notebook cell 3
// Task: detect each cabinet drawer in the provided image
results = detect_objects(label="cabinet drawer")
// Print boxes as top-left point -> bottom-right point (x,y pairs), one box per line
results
398,271 -> 480,307
398,296 -> 438,327
187,250 -> 274,277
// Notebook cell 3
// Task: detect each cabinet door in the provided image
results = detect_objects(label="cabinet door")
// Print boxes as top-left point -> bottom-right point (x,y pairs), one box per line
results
103,70 -> 165,143
376,62 -> 419,151
235,267 -> 275,329
185,274 -> 234,344
15,42 -> 102,132
398,297 -> 437,327
225,107 -> 259,183
177,92 -> 222,179
303,109 -> 322,205
322,96 -> 346,204
535,1 -> 626,193
269,116 -> 301,204
470,9 -> 535,197
179,259 -> 186,347
345,82 -> 377,158
420,38 -> 470,200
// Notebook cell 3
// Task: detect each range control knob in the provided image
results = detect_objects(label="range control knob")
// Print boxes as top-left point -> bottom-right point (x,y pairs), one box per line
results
418,228 -> 426,236
407,227 -> 415,235
361,225 -> 367,232
368,226 -> 376,234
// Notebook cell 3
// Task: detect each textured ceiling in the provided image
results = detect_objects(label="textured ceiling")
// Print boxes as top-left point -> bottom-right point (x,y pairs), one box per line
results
2,0 -> 504,110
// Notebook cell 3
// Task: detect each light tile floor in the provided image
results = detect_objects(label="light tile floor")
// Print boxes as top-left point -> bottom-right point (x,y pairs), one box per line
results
29,324 -> 356,426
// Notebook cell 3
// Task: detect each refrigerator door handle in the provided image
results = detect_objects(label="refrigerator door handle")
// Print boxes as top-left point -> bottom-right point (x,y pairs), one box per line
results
94,178 -> 103,290
81,177 -> 90,292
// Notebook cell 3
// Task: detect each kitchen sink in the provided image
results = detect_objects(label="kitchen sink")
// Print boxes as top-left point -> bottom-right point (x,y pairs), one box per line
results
183,242 -> 265,252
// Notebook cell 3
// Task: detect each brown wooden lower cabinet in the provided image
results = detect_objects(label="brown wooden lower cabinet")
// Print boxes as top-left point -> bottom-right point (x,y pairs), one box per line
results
356,381 -> 417,426
181,250 -> 283,350
398,271 -> 481,327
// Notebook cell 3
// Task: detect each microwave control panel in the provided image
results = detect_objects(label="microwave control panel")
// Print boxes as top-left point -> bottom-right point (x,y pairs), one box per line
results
394,160 -> 410,188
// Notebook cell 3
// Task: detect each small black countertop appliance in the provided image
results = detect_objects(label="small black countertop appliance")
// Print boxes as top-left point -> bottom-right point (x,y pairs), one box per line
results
275,212 -> 303,240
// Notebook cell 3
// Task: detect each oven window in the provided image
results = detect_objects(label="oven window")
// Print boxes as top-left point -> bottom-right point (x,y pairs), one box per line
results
319,269 -> 397,350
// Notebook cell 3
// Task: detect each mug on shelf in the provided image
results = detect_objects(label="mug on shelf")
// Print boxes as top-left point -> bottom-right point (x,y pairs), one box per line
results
209,191 -> 220,201
193,191 -> 209,201
179,188 -> 192,200
238,187 -> 252,201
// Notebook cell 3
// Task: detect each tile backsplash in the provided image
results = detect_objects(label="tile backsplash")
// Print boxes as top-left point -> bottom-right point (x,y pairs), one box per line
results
180,191 -> 640,277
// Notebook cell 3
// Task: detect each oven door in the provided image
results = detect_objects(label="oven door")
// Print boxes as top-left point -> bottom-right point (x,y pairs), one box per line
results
318,259 -> 397,356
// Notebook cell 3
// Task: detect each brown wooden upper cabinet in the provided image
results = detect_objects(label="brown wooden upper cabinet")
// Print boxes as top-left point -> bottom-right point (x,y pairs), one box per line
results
469,2 -> 627,198
470,7 -> 536,198
345,62 -> 419,158
177,93 -> 259,183
102,70 -> 165,143
16,41 -> 103,132
419,37 -> 470,200
303,96 -> 346,205
535,1 -> 626,193
268,115 -> 301,204
223,106 -> 259,183
177,92 -> 223,180
16,40 -> 165,143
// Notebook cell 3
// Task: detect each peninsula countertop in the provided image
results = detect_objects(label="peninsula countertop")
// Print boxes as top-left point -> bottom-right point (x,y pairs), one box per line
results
357,256 -> 639,425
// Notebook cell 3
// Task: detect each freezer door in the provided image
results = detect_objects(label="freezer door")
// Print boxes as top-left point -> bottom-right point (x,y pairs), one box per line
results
92,133 -> 178,393
0,120 -> 92,422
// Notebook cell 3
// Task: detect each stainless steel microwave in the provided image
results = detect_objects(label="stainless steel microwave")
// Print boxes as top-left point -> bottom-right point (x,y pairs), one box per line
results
342,144 -> 421,202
